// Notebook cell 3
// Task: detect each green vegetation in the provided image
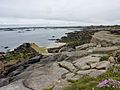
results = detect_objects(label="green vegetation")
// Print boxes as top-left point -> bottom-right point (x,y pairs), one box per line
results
64,66 -> 120,90
1,52 -> 35,62
117,57 -> 120,64
0,43 -> 40,62
58,30 -> 98,48
115,51 -> 120,64
100,56 -> 109,61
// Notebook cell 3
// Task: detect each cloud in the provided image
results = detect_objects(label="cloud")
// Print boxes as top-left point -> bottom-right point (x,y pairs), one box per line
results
0,0 -> 120,25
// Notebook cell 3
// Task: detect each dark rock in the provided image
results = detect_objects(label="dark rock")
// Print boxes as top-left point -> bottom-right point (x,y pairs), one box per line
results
40,54 -> 67,64
7,66 -> 24,77
4,46 -> 9,49
23,55 -> 43,65
52,36 -> 55,38
59,47 -> 75,52
2,64 -> 21,77
0,78 -> 10,87
110,30 -> 120,35
0,52 -> 5,54
11,71 -> 32,82
2,55 -> 42,77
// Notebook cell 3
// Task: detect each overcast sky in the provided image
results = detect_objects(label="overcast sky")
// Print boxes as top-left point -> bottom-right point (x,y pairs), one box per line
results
0,0 -> 120,26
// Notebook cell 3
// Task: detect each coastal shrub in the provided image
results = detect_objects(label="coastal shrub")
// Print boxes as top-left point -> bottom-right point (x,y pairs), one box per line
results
58,30 -> 98,48
117,57 -> 120,64
100,56 -> 109,61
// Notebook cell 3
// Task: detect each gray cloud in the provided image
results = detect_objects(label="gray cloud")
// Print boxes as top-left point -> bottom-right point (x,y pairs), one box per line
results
0,0 -> 120,25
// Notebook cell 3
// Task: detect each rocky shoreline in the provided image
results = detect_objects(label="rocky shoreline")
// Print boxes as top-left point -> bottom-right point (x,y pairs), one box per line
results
0,26 -> 120,90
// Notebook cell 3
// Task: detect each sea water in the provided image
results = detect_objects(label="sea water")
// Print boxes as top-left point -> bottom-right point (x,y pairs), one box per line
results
0,28 -> 80,52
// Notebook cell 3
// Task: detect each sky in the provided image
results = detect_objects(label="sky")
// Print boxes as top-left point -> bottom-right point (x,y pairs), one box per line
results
0,0 -> 120,26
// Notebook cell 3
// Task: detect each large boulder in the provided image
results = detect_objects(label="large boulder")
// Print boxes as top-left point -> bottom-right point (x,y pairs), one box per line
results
91,31 -> 120,46
58,61 -> 77,72
23,63 -> 69,90
73,55 -> 100,69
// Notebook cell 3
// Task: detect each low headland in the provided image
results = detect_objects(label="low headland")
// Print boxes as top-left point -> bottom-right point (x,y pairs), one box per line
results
0,25 -> 120,90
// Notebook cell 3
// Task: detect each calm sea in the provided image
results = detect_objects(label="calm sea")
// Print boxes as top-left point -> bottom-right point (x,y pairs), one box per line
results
0,27 -> 81,52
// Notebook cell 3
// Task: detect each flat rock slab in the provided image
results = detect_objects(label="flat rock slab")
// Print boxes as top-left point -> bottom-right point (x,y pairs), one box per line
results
0,79 -> 29,90
89,70 -> 106,77
96,61 -> 110,69
62,50 -> 90,58
73,55 -> 100,69
77,69 -> 106,77
77,69 -> 96,75
92,46 -> 120,53
76,43 -> 96,50
24,63 -> 69,90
